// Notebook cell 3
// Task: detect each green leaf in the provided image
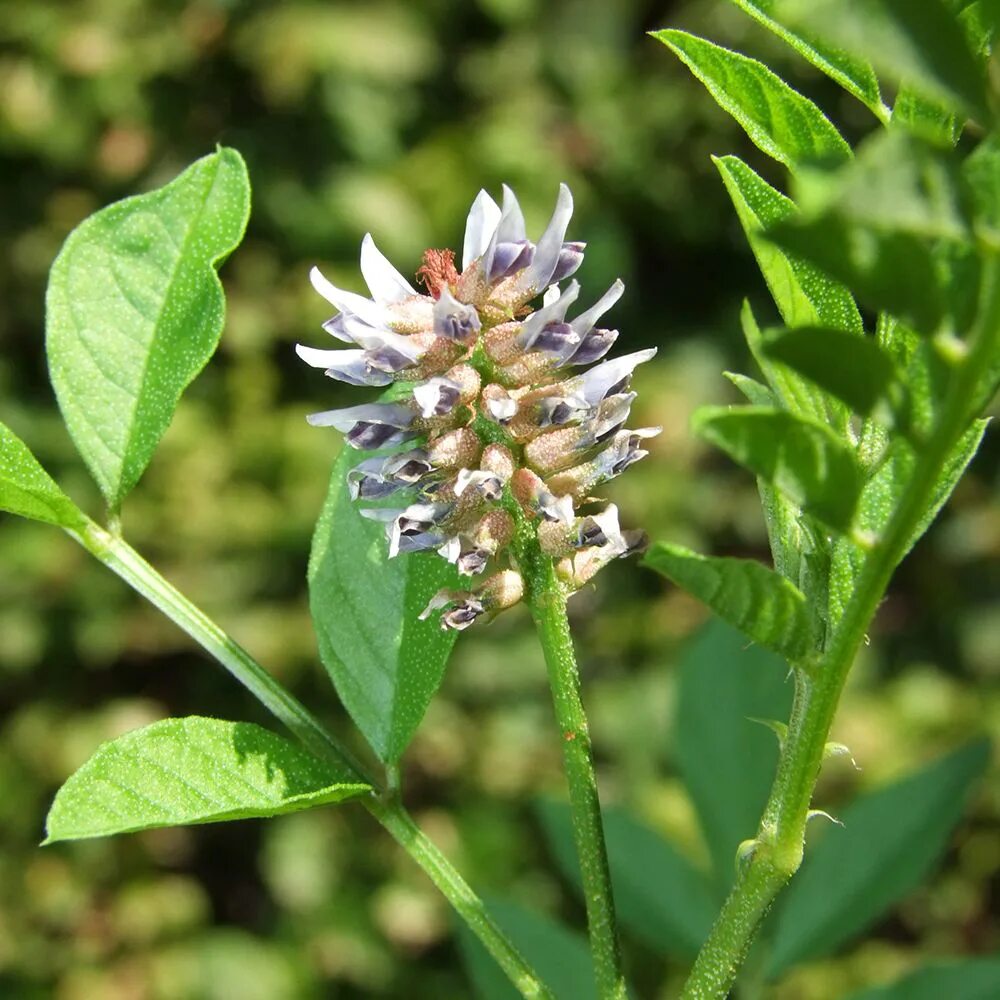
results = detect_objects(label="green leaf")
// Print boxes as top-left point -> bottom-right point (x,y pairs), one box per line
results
725,371 -> 776,406
768,740 -> 990,974
645,542 -> 814,662
693,406 -> 863,533
714,155 -> 863,335
308,444 -> 459,763
653,30 -> 851,168
891,84 -> 962,146
46,148 -> 251,511
844,957 -> 1000,1000
675,618 -> 795,889
536,800 -> 717,959
828,420 -> 987,625
794,130 -> 970,242
44,717 -> 370,843
741,301 -> 850,436
457,897 -> 596,1000
776,0 -> 990,120
727,0 -> 886,118
768,216 -> 945,334
964,132 -> 1000,239
761,326 -> 898,415
0,421 -> 87,529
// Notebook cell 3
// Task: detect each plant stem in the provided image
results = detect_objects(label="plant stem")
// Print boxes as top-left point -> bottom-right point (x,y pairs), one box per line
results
681,259 -> 1000,1000
522,550 -> 626,1000
68,519 -> 554,1000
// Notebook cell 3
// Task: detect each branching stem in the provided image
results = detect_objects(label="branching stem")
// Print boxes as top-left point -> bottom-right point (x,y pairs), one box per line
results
680,254 -> 1000,999
68,520 -> 554,1000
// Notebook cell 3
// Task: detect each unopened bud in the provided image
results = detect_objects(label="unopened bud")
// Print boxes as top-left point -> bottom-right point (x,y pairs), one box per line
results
428,427 -> 482,469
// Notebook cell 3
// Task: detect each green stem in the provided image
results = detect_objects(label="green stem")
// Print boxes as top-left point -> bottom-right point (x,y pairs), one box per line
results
682,258 -> 1000,1000
523,550 -> 626,1000
68,519 -> 554,1000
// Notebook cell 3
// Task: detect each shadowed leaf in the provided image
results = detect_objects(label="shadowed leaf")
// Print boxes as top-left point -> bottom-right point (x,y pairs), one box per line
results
645,542 -> 814,661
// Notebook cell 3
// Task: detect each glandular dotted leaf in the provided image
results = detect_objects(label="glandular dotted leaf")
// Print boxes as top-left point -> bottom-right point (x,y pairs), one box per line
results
46,148 -> 251,510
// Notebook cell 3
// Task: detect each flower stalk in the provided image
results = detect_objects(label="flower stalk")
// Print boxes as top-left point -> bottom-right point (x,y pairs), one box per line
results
67,517 -> 554,1000
522,542 -> 627,1000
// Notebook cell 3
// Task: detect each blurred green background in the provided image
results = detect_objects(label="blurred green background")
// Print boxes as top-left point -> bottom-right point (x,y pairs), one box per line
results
1,0 -> 998,997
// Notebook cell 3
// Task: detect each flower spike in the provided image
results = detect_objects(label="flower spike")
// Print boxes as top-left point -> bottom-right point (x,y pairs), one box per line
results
300,183 -> 656,630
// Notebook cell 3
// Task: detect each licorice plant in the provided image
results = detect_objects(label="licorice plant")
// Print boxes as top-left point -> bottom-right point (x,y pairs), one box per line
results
2,1 -> 999,998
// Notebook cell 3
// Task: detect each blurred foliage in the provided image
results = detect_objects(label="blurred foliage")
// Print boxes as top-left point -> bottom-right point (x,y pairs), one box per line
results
0,0 -> 997,997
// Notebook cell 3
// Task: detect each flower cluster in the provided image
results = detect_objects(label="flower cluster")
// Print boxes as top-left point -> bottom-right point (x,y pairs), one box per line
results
299,185 -> 658,630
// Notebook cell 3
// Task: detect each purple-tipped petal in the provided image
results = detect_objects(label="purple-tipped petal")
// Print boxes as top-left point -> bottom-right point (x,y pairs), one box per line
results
463,190 -> 503,271
360,234 -> 416,303
295,345 -> 394,387
306,401 -> 414,432
412,377 -> 462,418
578,348 -> 657,405
577,504 -> 624,550
531,322 -> 580,356
536,394 -> 590,428
309,266 -> 386,329
488,240 -> 534,282
482,185 -> 527,280
518,280 -> 581,350
389,502 -> 454,557
453,469 -> 503,501
570,280 -> 625,337
523,183 -> 574,291
550,241 -> 586,283
565,328 -> 618,366
433,287 -> 482,341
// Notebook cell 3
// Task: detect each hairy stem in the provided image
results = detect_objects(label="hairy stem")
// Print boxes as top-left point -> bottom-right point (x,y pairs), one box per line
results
682,259 -> 1000,1000
523,550 -> 626,1000
68,520 -> 554,1000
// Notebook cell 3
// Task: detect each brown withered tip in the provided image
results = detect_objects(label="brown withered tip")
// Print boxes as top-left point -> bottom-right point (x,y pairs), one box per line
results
416,248 -> 461,299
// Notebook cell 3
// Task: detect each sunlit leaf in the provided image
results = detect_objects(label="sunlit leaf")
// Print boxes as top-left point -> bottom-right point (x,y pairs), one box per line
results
726,0 -> 886,118
0,421 -> 87,530
715,156 -> 863,334
44,717 -> 370,843
46,148 -> 251,511
645,542 -> 814,661
675,618 -> 794,890
537,800 -> 718,958
308,443 -> 459,763
776,0 -> 990,120
768,740 -> 990,973
693,406 -> 863,533
653,30 -> 851,167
